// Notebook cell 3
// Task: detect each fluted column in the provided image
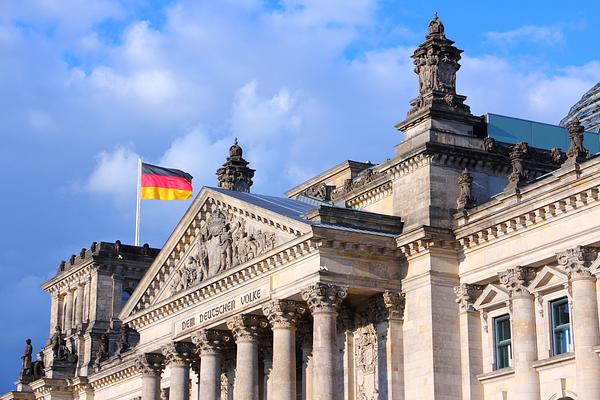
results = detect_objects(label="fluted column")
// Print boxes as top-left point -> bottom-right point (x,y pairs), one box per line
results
64,290 -> 74,332
454,284 -> 483,400
262,299 -> 305,400
192,329 -> 231,400
74,283 -> 85,328
558,246 -> 600,400
227,314 -> 268,400
135,353 -> 165,400
301,283 -> 347,400
162,342 -> 194,400
499,266 -> 539,400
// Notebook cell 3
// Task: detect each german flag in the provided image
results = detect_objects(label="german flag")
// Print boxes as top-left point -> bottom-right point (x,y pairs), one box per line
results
141,163 -> 193,200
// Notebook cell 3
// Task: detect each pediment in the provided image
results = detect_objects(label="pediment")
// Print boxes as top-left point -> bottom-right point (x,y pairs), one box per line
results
473,284 -> 509,310
528,265 -> 568,293
121,187 -> 312,318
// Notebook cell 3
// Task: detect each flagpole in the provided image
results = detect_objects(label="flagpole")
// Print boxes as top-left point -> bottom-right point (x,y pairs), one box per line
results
135,158 -> 141,246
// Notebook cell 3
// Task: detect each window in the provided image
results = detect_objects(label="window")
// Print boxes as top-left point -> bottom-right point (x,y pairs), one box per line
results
551,297 -> 571,355
494,314 -> 512,369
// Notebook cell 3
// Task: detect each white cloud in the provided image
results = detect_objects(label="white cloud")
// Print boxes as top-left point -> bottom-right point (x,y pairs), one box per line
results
485,25 -> 564,46
86,146 -> 139,203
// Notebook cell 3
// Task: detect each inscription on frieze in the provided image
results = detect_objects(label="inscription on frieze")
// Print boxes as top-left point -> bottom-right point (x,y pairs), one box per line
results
173,284 -> 270,337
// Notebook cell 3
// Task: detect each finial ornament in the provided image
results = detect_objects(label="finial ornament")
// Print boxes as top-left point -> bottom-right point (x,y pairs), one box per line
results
563,117 -> 589,167
216,138 -> 255,192
504,142 -> 528,193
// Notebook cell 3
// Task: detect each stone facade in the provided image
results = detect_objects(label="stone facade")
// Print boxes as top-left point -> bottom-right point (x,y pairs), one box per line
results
4,14 -> 600,400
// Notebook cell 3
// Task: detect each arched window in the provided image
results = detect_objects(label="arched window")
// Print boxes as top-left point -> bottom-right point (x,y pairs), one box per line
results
122,288 -> 133,303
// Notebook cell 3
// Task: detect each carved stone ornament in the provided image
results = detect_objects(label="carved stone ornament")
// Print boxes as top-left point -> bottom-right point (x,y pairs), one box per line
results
564,118 -> 589,166
457,168 -> 477,210
454,283 -> 482,312
216,138 -> 255,193
330,168 -> 385,201
171,206 -> 276,294
161,342 -> 194,367
191,329 -> 231,356
557,245 -> 599,281
505,142 -> 528,192
368,291 -> 405,323
354,323 -> 379,400
135,353 -> 165,376
226,314 -> 268,343
262,299 -> 306,329
301,283 -> 348,314
301,183 -> 334,201
498,266 -> 536,298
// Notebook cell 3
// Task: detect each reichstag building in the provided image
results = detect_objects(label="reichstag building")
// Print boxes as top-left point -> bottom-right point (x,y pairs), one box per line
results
3,14 -> 600,400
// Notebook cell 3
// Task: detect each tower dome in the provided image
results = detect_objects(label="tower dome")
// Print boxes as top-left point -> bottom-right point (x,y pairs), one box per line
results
560,82 -> 600,133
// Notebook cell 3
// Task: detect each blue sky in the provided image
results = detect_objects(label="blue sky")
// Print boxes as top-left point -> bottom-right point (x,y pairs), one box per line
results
0,0 -> 599,390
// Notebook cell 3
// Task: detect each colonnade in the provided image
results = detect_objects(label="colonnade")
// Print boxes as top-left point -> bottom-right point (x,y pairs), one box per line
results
52,278 -> 91,334
136,283 -> 347,400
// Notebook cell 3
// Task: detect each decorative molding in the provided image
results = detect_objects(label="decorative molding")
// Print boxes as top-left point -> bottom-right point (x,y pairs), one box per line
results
262,299 -> 306,329
161,342 -> 194,367
226,314 -> 268,343
191,329 -> 232,356
498,266 -> 537,298
301,283 -> 347,314
557,245 -> 599,281
454,283 -> 483,312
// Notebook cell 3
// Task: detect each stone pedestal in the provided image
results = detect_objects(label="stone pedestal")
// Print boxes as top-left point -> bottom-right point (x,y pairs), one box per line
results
262,300 -> 305,400
162,343 -> 193,400
135,353 -> 165,400
558,246 -> 600,400
227,315 -> 268,400
302,283 -> 347,400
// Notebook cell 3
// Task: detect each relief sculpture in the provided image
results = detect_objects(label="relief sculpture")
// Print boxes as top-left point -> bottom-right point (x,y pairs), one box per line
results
171,207 -> 276,294
355,323 -> 379,400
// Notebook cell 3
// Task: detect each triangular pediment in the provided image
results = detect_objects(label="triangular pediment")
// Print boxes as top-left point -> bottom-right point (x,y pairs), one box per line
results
528,265 -> 568,293
121,187 -> 313,319
473,284 -> 509,310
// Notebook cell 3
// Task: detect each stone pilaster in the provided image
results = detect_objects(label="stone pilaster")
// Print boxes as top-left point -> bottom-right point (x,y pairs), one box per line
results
557,246 -> 600,400
74,284 -> 85,328
262,300 -> 305,400
49,294 -> 59,335
161,342 -> 193,400
64,290 -> 74,332
454,284 -> 483,400
499,266 -> 539,400
192,330 -> 231,400
135,353 -> 165,400
226,314 -> 268,400
301,283 -> 347,400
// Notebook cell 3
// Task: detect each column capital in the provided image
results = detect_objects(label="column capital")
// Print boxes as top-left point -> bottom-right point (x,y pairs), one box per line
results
557,245 -> 599,281
454,283 -> 483,312
135,353 -> 165,377
191,329 -> 231,356
498,266 -> 536,298
226,314 -> 268,343
301,283 -> 347,314
161,342 -> 194,367
262,299 -> 306,329
369,291 -> 405,322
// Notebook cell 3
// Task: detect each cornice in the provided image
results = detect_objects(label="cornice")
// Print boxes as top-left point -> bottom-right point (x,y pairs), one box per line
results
395,226 -> 458,258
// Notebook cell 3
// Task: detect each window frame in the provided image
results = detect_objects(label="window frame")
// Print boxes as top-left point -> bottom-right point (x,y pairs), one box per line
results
493,314 -> 512,370
550,296 -> 572,356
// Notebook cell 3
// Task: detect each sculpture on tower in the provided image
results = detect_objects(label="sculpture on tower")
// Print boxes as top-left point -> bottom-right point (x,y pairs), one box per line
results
407,13 -> 472,118
216,139 -> 255,193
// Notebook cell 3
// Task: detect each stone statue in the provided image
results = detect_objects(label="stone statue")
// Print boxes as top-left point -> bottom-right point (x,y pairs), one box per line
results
94,333 -> 109,366
457,169 -> 477,210
171,207 -> 276,294
564,117 -> 589,166
50,327 -> 63,359
116,325 -> 130,355
505,142 -> 528,192
20,339 -> 32,377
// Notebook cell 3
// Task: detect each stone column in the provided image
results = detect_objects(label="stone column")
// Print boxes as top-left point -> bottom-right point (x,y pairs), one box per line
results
301,283 -> 347,400
64,290 -> 74,332
227,315 -> 268,400
454,284 -> 483,400
558,246 -> 600,400
499,266 -> 539,400
192,330 -> 231,400
74,283 -> 85,328
162,342 -> 194,400
262,300 -> 305,400
135,353 -> 165,400
49,294 -> 60,335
